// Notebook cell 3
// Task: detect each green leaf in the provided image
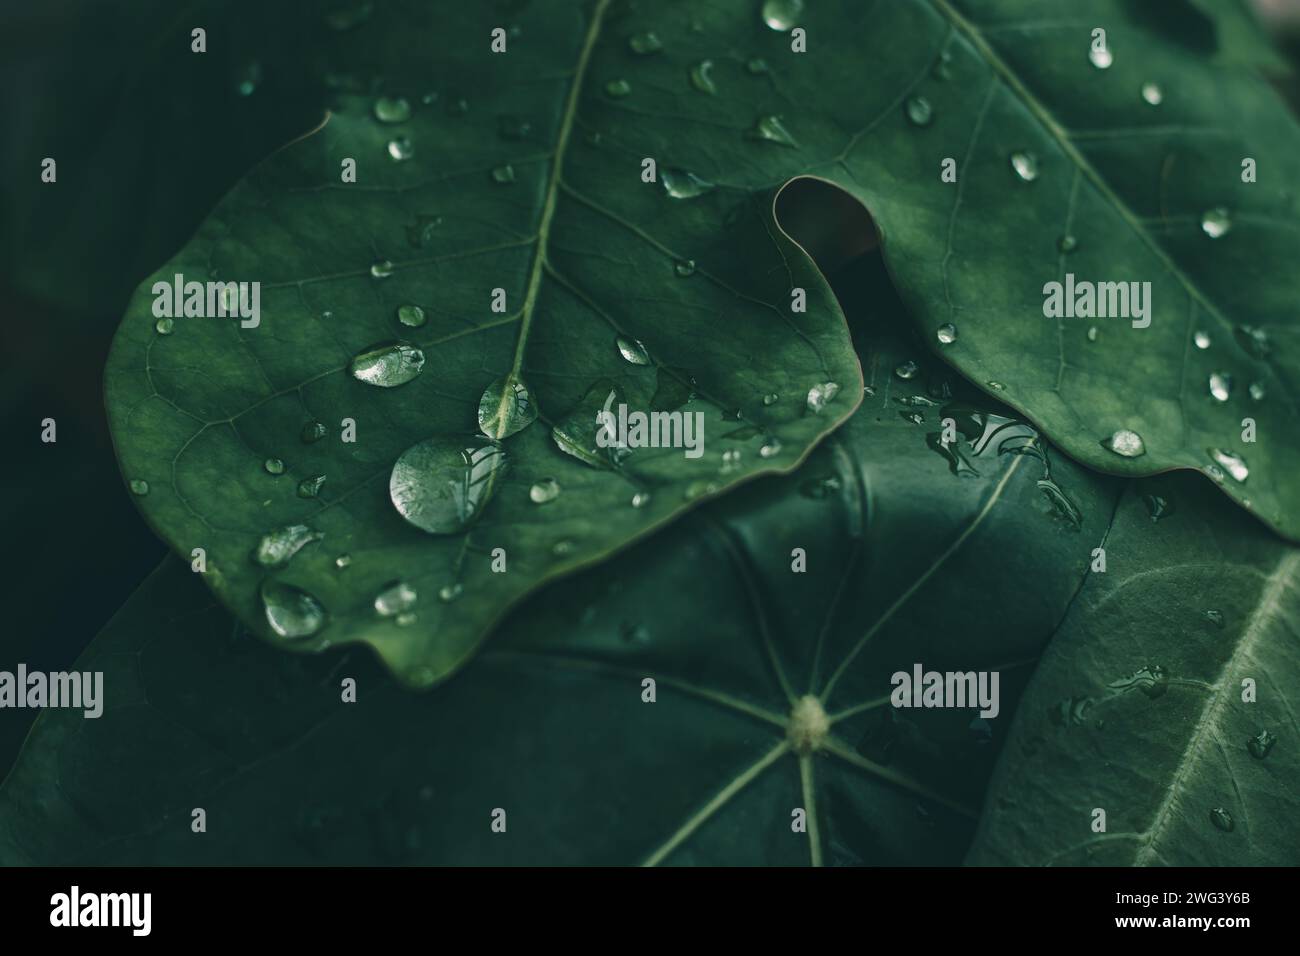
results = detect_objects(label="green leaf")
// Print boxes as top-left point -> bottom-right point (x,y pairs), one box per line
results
105,0 -> 866,685
967,472 -> 1300,866
11,270 -> 1118,864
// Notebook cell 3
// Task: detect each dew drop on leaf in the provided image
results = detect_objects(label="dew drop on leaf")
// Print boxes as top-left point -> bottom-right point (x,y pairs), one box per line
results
529,478 -> 561,504
374,580 -> 417,617
905,97 -> 933,127
129,479 -> 149,496
1194,330 -> 1211,349
373,96 -> 411,123
1010,151 -> 1039,182
1141,82 -> 1163,106
750,114 -> 799,148
690,60 -> 717,94
1209,371 -> 1233,403
264,457 -> 285,475
254,524 -> 323,569
390,436 -> 509,534
631,491 -> 651,508
439,583 -> 464,603
1086,325 -> 1099,343
1057,234 -> 1078,254
297,474 -> 326,498
616,335 -> 652,365
491,164 -> 515,184
661,168 -> 714,199
1204,609 -> 1224,627
301,420 -> 327,444
1247,729 -> 1277,759
387,137 -> 414,162
763,393 -> 779,406
478,376 -> 538,438
806,381 -> 840,413
674,258 -> 696,277
397,304 -> 427,328
1209,807 -> 1234,832
334,553 -> 352,570
155,317 -> 174,335
1201,207 -> 1232,239
604,78 -> 631,98
936,323 -> 957,345
759,437 -> 782,458
1208,447 -> 1248,482
350,342 -> 426,387
1249,382 -> 1265,401
761,0 -> 804,31
1089,46 -> 1113,69
894,360 -> 919,381
370,259 -> 395,278
1102,429 -> 1145,458
628,31 -> 662,55
261,579 -> 327,639
746,56 -> 769,74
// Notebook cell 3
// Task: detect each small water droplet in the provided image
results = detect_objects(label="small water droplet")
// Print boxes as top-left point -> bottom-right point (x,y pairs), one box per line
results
551,539 -> 576,557
1249,382 -> 1265,401
1010,151 -> 1039,182
1208,371 -> 1233,403
759,437 -> 782,458
894,360 -> 919,381
1201,207 -> 1232,239
673,258 -> 697,278
390,436 -> 509,534
497,115 -> 532,140
1141,82 -> 1163,106
806,381 -> 840,413
750,114 -> 799,148
628,31 -> 663,55
683,480 -> 718,501
491,165 -> 516,184
604,78 -> 631,98
1209,807 -> 1234,832
129,479 -> 149,496
236,61 -> 262,96
263,458 -> 285,475
529,478 -> 561,504
901,411 -> 926,426
261,579 -> 327,639
370,259 -> 395,279
387,137 -> 414,162
762,0 -> 804,31
1208,447 -> 1248,482
905,97 -> 933,127
1247,729 -> 1277,759
254,524 -> 323,568
631,491 -> 651,508
301,420 -> 327,444
374,580 -> 418,617
373,96 -> 411,124
397,304 -> 427,328
800,475 -> 842,499
1058,234 -> 1078,254
155,317 -> 174,335
1235,324 -> 1269,358
334,553 -> 352,570
1194,330 -> 1211,349
763,393 -> 779,406
746,57 -> 769,74
438,582 -> 463,602
1089,46 -> 1113,69
297,474 -> 327,498
661,168 -> 714,199
987,381 -> 1007,391
616,335 -> 652,365
1102,429 -> 1146,458
1143,493 -> 1174,521
350,342 -> 426,387
1109,664 -> 1167,699
1204,609 -> 1224,627
1086,325 -> 1099,343
936,323 -> 957,345
690,60 -> 717,94
478,376 -> 538,438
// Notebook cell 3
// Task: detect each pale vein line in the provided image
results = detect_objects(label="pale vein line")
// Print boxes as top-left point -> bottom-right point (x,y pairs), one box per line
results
641,742 -> 790,867
1133,551 -> 1300,865
799,754 -> 824,867
822,738 -> 977,819
820,455 -> 1026,701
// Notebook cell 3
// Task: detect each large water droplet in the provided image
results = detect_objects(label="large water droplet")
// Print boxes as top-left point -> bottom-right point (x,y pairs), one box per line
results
1208,447 -> 1248,482
529,478 -> 561,504
1247,729 -> 1277,759
390,436 -> 509,534
762,0 -> 804,31
373,96 -> 411,123
631,491 -> 651,508
254,524 -> 323,568
1209,807 -> 1234,832
1209,371 -> 1232,403
690,60 -> 717,94
750,114 -> 799,148
350,342 -> 426,387
616,335 -> 652,365
905,97 -> 933,127
261,579 -> 327,639
1010,151 -> 1039,182
1102,429 -> 1145,458
396,304 -> 426,328
374,580 -> 417,617
936,323 -> 958,345
387,137 -> 414,162
478,376 -> 538,438
628,31 -> 663,55
661,168 -> 714,199
1201,207 -> 1232,239
806,381 -> 840,413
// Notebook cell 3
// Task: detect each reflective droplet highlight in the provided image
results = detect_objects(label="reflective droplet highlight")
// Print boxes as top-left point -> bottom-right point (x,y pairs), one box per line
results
1201,208 -> 1232,239
936,323 -> 957,345
762,0 -> 804,31
617,335 -> 652,365
374,580 -> 417,617
297,474 -> 326,498
1247,729 -> 1277,759
1208,447 -> 1248,482
390,436 -> 509,534
905,97 -> 933,127
1010,151 -> 1039,182
373,96 -> 411,123
1141,82 -> 1162,106
1209,372 -> 1232,403
661,168 -> 714,199
1102,429 -> 1146,458
350,342 -> 426,387
387,138 -> 414,162
478,376 -> 538,438
806,381 -> 840,414
155,317 -> 174,335
628,32 -> 663,55
129,479 -> 149,496
1194,330 -> 1211,349
301,420 -> 327,444
750,114 -> 799,148
604,78 -> 631,98
397,304 -> 426,328
1089,46 -> 1113,69
254,524 -> 323,568
690,60 -> 717,94
1209,807 -> 1234,832
264,458 -> 285,475
894,360 -> 919,381
530,478 -> 561,504
261,579 -> 327,639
